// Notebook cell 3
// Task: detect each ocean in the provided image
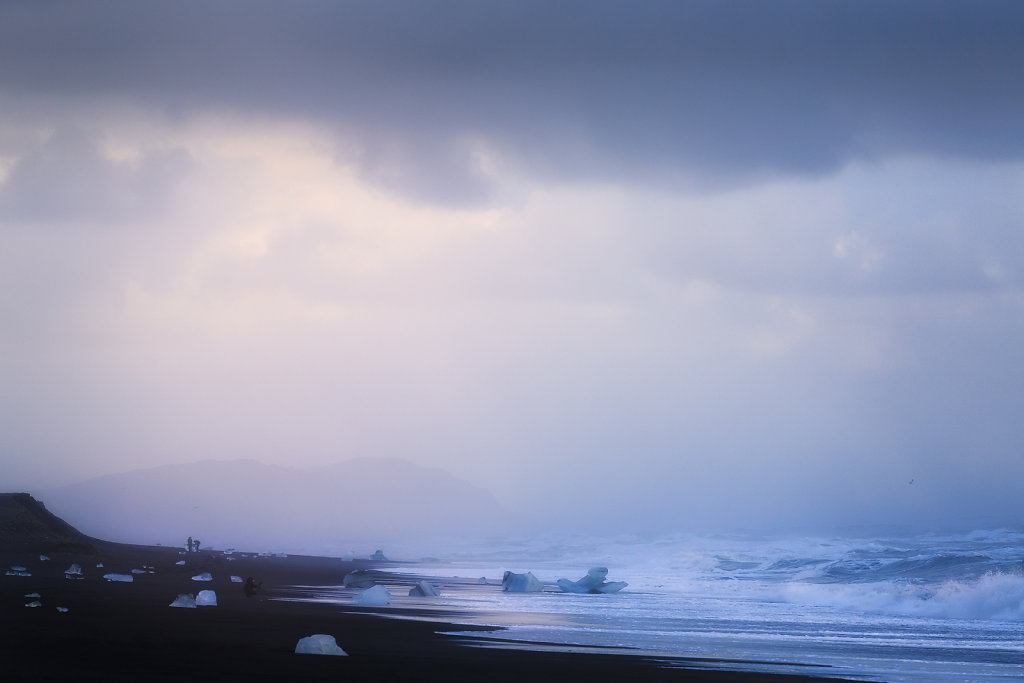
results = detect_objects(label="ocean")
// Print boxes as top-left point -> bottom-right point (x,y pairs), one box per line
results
292,529 -> 1024,681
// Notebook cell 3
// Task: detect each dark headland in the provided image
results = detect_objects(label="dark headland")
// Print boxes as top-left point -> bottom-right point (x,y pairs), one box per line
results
1,493 -> 855,682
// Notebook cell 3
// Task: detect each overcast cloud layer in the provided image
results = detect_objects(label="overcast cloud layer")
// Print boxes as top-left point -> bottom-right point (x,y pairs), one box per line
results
2,2 -> 1023,536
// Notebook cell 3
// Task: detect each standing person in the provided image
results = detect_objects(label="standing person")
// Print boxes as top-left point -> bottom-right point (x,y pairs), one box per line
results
194,539 -> 201,552
187,536 -> 193,552
243,576 -> 262,598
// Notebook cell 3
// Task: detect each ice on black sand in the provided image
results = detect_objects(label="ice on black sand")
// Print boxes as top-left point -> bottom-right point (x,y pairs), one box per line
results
295,634 -> 347,656
556,567 -> 628,594
408,580 -> 441,597
353,584 -> 391,606
169,593 -> 197,608
502,571 -> 544,592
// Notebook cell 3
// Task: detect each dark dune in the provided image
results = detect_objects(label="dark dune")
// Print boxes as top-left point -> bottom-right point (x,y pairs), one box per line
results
1,494 -> 852,682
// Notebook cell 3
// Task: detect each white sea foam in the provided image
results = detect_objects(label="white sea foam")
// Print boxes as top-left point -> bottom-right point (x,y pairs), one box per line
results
353,529 -> 1024,682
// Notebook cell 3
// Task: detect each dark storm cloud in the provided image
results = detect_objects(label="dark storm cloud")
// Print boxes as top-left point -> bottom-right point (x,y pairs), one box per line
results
1,1 -> 1022,202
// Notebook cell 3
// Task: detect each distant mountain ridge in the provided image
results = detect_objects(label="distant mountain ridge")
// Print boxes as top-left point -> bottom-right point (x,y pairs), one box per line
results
41,458 -> 505,554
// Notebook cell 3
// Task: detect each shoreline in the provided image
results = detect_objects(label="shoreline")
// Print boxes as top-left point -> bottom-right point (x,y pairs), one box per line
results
2,540 -> 855,682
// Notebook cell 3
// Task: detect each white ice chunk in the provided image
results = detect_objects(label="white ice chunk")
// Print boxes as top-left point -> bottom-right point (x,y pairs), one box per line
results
103,573 -> 134,582
502,571 -> 544,592
25,600 -> 42,608
196,589 -> 217,606
295,634 -> 348,656
56,607 -> 69,613
408,580 -> 441,597
131,569 -> 147,574
11,565 -> 27,571
96,563 -> 104,568
169,593 -> 197,608
39,555 -> 50,561
477,577 -> 488,585
230,575 -> 243,583
342,570 -> 375,588
191,572 -> 213,581
175,560 -> 185,565
25,592 -> 41,598
7,571 -> 32,577
556,567 -> 628,594
65,564 -> 83,575
352,584 -> 391,606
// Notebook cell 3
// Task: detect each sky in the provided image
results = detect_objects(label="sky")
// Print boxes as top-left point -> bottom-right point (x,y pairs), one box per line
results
2,1 -> 1023,535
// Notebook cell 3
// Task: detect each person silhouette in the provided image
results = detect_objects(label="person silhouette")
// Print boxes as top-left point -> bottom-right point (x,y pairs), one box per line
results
187,536 -> 193,552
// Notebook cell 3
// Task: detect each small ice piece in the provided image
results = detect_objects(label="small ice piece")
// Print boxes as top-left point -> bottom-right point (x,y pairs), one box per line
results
191,572 -> 213,581
7,570 -> 32,577
352,584 -> 391,606
370,549 -> 388,561
477,577 -> 488,585
11,565 -> 27,571
25,600 -> 42,608
555,567 -> 628,594
39,555 -> 50,561
196,589 -> 217,606
65,564 -> 83,576
131,569 -> 147,574
25,592 -> 41,598
56,607 -> 69,613
96,563 -> 104,568
275,553 -> 288,558
502,571 -> 544,592
342,570 -> 375,588
230,576 -> 243,583
408,580 -> 440,597
103,573 -> 134,582
169,593 -> 197,608
175,560 -> 185,565
295,634 -> 348,656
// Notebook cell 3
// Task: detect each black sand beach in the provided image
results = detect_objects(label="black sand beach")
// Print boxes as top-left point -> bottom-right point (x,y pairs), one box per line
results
1,494 -> 853,682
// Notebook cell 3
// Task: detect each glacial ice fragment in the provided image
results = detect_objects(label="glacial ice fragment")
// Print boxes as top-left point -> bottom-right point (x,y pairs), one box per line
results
65,564 -> 82,576
502,571 -> 544,592
230,576 -> 243,583
196,589 -> 217,606
39,555 -> 50,561
370,549 -> 388,561
11,566 -> 26,571
192,572 -> 213,581
103,573 -> 134,582
352,584 -> 391,606
24,592 -> 40,598
25,600 -> 42,608
555,567 -> 628,594
408,580 -> 441,597
56,607 -> 69,613
169,593 -> 197,608
96,563 -> 104,568
295,634 -> 348,656
7,570 -> 32,577
342,570 -> 375,588
175,560 -> 185,565
131,569 -> 147,574
477,577 -> 488,585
